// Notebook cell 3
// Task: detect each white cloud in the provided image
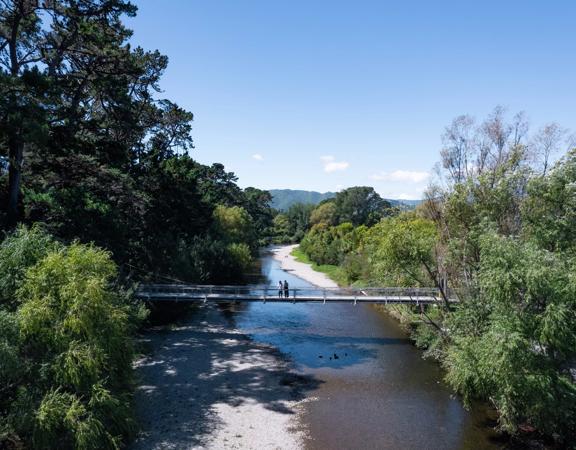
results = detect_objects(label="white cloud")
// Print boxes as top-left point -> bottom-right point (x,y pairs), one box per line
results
252,153 -> 264,161
370,169 -> 429,183
320,155 -> 350,173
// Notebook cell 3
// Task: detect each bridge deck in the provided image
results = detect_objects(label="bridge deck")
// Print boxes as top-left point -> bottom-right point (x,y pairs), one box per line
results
136,284 -> 456,305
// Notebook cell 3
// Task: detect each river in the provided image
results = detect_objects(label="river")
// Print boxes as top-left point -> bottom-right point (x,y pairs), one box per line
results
134,247 -> 502,449
234,247 -> 501,449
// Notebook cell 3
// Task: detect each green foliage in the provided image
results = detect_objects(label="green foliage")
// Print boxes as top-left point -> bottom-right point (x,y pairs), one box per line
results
300,222 -> 359,266
0,225 -> 60,308
285,203 -> 315,242
445,232 -> 576,439
309,201 -> 337,226
272,203 -> 315,243
522,149 -> 576,252
242,187 -> 274,244
290,247 -> 348,286
332,186 -> 391,226
363,214 -> 438,287
227,243 -> 253,272
272,214 -> 292,243
213,205 -> 254,245
0,228 -> 139,449
0,311 -> 22,402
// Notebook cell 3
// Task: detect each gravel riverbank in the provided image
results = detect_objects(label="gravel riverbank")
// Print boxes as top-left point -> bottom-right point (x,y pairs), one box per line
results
131,243 -> 334,450
270,244 -> 338,288
132,304 -> 314,449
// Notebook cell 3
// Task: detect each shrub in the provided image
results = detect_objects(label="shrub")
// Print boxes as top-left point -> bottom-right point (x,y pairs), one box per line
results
0,225 -> 60,308
0,230 -> 139,449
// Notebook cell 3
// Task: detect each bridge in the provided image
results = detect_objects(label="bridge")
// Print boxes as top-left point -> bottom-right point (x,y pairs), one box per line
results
136,284 -> 456,305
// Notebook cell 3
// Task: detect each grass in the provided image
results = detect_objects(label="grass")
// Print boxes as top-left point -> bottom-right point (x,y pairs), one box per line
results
290,246 -> 349,286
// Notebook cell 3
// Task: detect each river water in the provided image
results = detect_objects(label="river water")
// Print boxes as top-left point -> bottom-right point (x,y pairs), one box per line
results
232,248 -> 501,449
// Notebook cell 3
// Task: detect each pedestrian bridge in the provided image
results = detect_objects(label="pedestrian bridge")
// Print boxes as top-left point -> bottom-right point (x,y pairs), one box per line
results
136,284 -> 456,305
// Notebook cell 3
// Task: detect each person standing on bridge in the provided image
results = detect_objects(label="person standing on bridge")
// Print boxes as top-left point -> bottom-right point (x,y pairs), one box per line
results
278,280 -> 283,298
283,280 -> 289,298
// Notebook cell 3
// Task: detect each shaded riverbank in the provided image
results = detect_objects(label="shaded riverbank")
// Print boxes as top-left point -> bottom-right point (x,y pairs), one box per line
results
132,305 -> 316,449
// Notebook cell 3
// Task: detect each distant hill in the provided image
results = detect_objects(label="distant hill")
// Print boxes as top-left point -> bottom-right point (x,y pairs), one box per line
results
394,199 -> 422,208
269,189 -> 421,211
269,189 -> 336,210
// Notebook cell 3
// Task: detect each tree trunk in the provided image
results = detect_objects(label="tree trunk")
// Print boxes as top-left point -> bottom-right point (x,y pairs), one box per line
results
6,135 -> 23,228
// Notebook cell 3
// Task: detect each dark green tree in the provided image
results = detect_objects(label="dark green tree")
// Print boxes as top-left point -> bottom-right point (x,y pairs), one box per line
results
333,186 -> 391,226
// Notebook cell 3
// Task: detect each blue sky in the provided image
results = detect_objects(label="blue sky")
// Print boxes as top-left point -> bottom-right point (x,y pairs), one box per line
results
127,1 -> 575,199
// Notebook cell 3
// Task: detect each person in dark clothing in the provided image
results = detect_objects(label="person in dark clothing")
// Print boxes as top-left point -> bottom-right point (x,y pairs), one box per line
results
283,280 -> 289,298
278,280 -> 283,298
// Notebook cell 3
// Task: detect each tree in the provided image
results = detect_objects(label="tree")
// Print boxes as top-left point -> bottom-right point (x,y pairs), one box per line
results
333,186 -> 390,226
272,213 -> 291,243
440,114 -> 475,184
309,200 -> 337,226
364,214 -> 450,307
522,149 -> 576,252
212,205 -> 256,249
530,123 -> 568,175
0,227 -> 143,448
0,0 -> 140,227
445,232 -> 576,440
242,187 -> 274,240
285,202 -> 315,241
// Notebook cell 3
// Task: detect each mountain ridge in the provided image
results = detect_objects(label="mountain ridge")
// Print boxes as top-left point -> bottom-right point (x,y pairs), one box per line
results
269,189 -> 421,211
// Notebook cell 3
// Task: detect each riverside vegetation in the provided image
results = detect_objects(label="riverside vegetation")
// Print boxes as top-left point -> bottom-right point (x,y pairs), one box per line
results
289,110 -> 576,446
0,1 -> 272,448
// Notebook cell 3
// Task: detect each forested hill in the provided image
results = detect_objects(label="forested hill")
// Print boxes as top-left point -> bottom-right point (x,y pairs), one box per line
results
269,189 -> 336,210
269,189 -> 421,211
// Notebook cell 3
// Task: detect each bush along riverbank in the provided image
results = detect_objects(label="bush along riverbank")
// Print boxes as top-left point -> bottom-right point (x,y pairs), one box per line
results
0,226 -> 147,448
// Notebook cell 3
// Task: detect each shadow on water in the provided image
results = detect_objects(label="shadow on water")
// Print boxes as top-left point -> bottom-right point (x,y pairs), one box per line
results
132,306 -> 323,449
246,332 -> 412,370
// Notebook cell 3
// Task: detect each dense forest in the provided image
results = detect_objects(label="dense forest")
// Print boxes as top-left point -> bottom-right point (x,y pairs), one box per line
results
0,1 -> 273,447
295,109 -> 576,446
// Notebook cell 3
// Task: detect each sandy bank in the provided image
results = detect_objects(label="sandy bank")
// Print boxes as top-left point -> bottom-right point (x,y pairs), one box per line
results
270,244 -> 338,288
132,306 -> 314,449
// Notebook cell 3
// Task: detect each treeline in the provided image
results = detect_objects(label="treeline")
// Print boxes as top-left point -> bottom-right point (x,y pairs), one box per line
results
0,1 -> 273,448
0,0 -> 274,283
272,186 -> 394,243
298,109 -> 576,445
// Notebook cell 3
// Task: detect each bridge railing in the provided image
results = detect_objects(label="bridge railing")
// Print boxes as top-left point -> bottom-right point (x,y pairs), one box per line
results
136,284 -> 451,302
